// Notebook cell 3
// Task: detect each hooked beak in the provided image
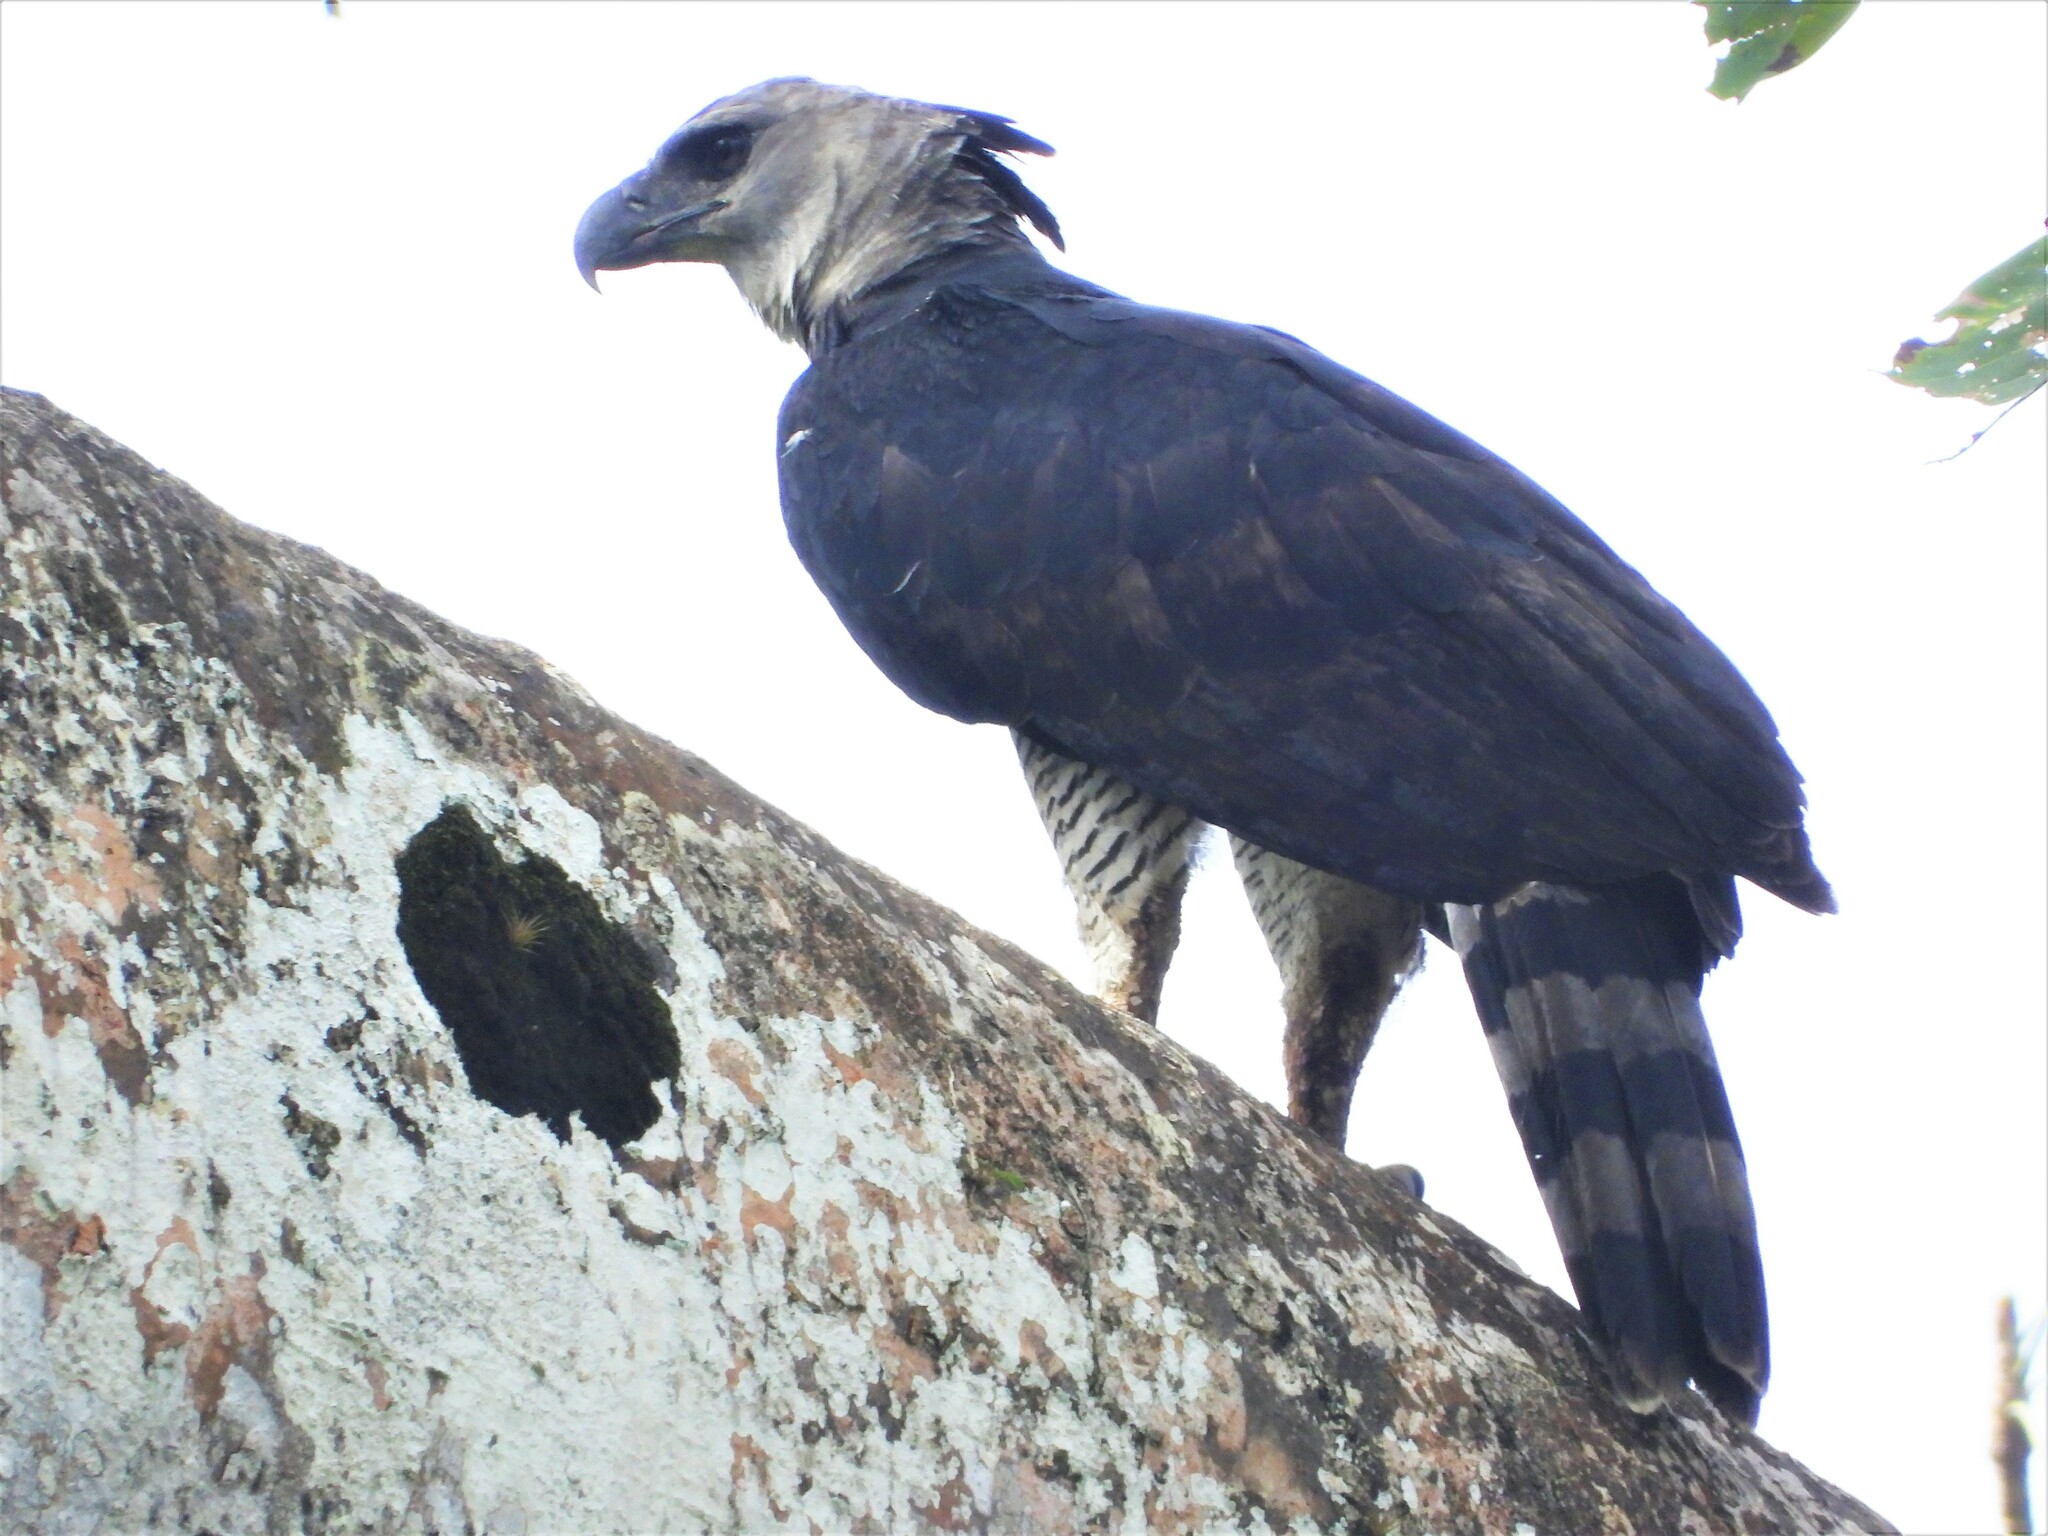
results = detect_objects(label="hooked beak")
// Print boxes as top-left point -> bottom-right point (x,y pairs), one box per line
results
573,183 -> 730,291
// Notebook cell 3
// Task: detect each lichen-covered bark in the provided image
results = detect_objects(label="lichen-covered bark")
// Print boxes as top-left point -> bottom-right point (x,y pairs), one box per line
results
0,387 -> 1889,1535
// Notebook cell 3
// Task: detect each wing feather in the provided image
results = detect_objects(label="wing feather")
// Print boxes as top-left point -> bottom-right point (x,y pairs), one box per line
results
778,277 -> 1830,910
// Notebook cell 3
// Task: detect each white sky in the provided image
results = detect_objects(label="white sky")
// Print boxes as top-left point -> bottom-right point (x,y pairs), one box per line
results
3,3 -> 2042,1530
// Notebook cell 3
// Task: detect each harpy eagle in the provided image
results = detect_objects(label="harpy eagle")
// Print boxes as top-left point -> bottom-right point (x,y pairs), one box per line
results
574,78 -> 1833,1423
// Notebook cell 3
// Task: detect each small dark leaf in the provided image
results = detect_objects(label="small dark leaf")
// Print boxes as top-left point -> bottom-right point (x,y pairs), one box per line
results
1889,233 -> 2048,407
1695,1 -> 1859,102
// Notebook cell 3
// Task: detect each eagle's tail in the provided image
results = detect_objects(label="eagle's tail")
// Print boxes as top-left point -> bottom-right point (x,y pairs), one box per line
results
1448,877 -> 1767,1424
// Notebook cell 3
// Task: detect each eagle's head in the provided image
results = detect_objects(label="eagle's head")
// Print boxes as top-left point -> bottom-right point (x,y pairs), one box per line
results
574,78 -> 1060,352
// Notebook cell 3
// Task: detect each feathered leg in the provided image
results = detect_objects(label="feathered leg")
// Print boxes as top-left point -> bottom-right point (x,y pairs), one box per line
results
1230,839 -> 1425,1148
1448,877 -> 1768,1423
1013,733 -> 1199,1023
1013,738 -> 1424,1159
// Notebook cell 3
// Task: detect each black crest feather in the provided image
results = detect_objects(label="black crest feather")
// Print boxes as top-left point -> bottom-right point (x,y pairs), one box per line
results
942,107 -> 1063,251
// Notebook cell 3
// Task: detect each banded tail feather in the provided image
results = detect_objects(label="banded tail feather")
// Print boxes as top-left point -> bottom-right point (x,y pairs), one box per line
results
1448,877 -> 1768,1424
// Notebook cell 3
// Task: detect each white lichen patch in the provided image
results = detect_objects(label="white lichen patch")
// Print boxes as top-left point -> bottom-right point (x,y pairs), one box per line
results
0,695 -> 1293,1531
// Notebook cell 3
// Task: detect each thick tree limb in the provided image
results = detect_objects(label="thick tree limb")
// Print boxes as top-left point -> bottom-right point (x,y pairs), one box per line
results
0,388 -> 1891,1533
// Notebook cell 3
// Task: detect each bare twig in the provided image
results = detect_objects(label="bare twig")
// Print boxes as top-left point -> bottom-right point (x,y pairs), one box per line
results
1929,379 -> 2047,464
1996,1296 -> 2034,1535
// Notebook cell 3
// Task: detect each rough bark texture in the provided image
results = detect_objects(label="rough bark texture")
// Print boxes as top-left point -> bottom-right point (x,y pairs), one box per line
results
0,387 -> 1889,1535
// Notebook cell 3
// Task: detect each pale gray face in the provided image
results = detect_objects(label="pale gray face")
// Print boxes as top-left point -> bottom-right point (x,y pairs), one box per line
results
574,78 -> 1055,348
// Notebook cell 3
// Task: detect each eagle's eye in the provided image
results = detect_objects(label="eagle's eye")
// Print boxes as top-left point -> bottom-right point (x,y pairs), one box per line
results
669,125 -> 754,184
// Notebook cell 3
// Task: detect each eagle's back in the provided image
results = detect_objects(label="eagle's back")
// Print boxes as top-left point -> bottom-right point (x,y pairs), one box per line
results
777,260 -> 1830,922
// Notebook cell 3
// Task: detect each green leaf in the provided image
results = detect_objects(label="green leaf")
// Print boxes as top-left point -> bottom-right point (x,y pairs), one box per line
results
1696,0 -> 1860,102
1890,234 -> 2048,407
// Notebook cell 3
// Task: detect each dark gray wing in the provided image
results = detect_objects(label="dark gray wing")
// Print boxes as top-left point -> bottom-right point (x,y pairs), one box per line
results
777,277 -> 1830,920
